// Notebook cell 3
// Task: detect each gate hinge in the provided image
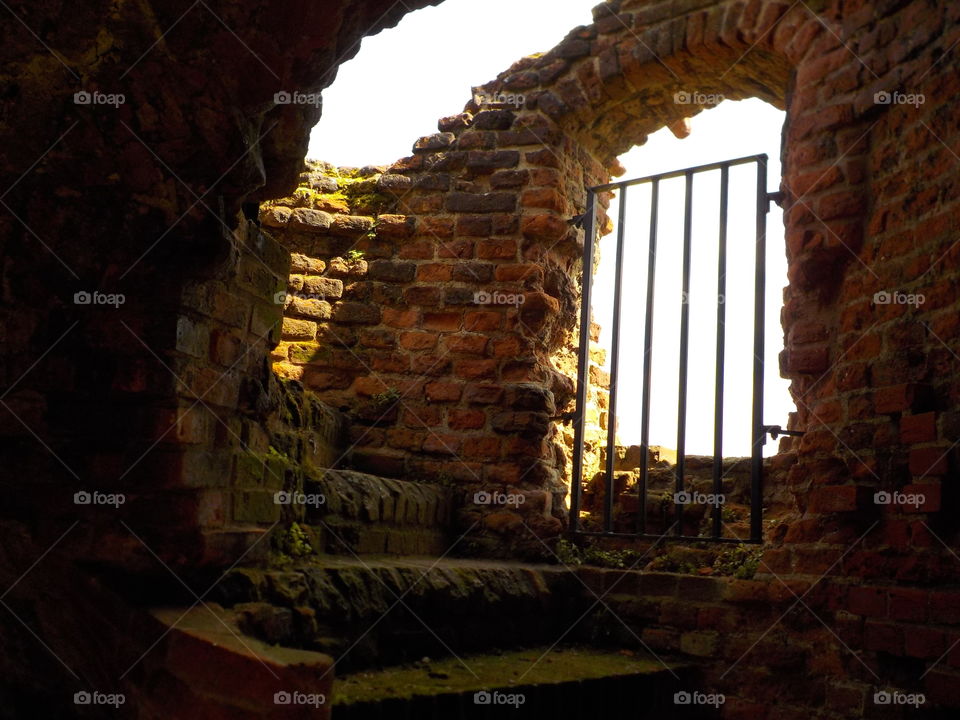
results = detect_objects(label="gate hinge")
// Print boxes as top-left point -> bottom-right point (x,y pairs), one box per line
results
763,424 -> 805,442
766,191 -> 785,208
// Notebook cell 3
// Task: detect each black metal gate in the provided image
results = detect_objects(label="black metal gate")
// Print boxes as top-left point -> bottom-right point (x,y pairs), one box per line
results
569,154 -> 792,544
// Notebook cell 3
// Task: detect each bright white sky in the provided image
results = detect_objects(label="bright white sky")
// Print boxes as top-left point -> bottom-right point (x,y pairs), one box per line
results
308,0 -> 793,457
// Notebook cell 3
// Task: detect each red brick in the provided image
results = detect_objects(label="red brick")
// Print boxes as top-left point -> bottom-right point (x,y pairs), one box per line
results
352,451 -> 405,477
901,483 -> 941,513
443,334 -> 487,355
848,586 -> 887,617
494,263 -> 543,283
484,463 -> 521,483
419,217 -> 454,238
461,437 -> 501,460
386,428 -> 424,451
403,287 -> 442,306
422,312 -> 461,331
520,213 -> 566,241
456,215 -> 492,236
476,238 -> 517,260
422,432 -> 461,455
424,382 -> 462,402
808,485 -> 860,513
888,588 -> 928,622
863,621 -> 902,654
369,354 -> 408,373
904,626 -> 945,659
436,238 -> 473,258
382,308 -> 419,328
416,263 -> 453,282
463,383 -> 504,405
930,591 -> 960,624
401,405 -> 442,428
900,412 -> 938,444
874,383 -> 932,414
399,241 -> 435,259
521,188 -> 566,212
909,446 -> 950,477
352,376 -> 389,397
399,331 -> 437,351
453,358 -> 497,380
463,311 -> 502,331
926,670 -> 960,707
447,409 -> 486,430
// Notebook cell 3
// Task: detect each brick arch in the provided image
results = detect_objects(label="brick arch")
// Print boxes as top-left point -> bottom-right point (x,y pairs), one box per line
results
271,0 -> 960,566
470,0 -> 795,172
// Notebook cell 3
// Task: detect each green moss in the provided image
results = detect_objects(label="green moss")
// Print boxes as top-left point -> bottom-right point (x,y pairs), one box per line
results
333,646 -> 672,705
277,522 -> 314,561
554,538 -> 645,569
713,544 -> 764,579
647,552 -> 699,575
371,387 -> 401,407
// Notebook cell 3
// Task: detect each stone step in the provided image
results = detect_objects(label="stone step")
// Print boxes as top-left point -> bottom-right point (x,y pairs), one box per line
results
213,557 -> 588,673
303,470 -> 453,556
143,606 -> 334,719
332,646 -> 713,719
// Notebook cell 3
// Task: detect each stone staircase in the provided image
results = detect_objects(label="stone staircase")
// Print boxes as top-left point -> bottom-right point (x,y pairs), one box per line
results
163,386 -> 722,718
200,556 -> 718,719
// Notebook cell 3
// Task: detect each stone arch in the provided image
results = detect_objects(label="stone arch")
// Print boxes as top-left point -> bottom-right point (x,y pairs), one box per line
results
267,0 -> 864,554
268,0 -> 960,566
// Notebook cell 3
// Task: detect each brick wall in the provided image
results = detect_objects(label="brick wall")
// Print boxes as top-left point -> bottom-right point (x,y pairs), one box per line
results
253,0 -> 960,713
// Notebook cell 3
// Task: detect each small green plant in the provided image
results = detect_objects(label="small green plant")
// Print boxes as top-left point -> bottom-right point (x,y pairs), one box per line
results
279,522 -> 314,560
554,538 -> 645,569
346,248 -> 365,262
371,387 -> 401,406
647,551 -> 699,575
555,538 -> 583,566
713,544 -> 764,579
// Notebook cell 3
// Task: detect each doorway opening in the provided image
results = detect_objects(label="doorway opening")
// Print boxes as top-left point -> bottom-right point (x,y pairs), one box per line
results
568,100 -> 796,542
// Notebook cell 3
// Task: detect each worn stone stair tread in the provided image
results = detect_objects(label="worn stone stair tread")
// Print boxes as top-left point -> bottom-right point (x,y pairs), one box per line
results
291,554 -> 562,572
333,645 -> 683,705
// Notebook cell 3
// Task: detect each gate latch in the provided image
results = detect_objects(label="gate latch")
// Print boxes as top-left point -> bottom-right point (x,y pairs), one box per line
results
762,424 -> 805,442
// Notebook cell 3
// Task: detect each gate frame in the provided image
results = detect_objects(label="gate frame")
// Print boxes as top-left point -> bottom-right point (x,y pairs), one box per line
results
568,154 -> 781,544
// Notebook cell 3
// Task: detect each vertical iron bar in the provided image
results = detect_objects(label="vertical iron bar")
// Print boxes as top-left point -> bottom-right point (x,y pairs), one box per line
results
638,180 -> 659,535
604,187 -> 629,533
675,172 -> 694,536
751,157 -> 769,542
570,194 -> 598,534
712,166 -> 729,539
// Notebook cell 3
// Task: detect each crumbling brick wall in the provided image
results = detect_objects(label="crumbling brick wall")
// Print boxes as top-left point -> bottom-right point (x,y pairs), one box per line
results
257,0 -> 960,712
